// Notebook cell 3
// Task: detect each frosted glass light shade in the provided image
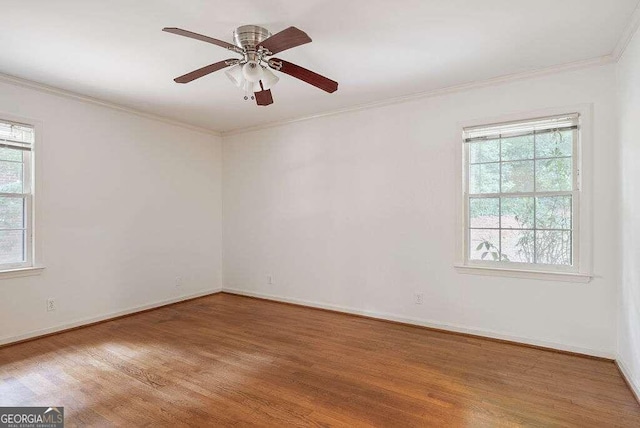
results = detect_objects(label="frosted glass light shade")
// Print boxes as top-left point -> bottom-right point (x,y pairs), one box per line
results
225,64 -> 244,88
260,67 -> 279,90
242,60 -> 264,83
241,80 -> 261,93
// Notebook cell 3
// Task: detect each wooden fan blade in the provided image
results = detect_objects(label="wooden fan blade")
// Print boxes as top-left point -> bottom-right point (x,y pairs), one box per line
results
255,89 -> 274,106
259,27 -> 311,54
174,59 -> 236,83
163,27 -> 237,51
270,58 -> 338,93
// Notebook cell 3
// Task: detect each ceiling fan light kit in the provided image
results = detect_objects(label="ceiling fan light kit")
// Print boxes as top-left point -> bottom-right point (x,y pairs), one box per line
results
163,24 -> 338,106
225,64 -> 244,87
260,67 -> 279,90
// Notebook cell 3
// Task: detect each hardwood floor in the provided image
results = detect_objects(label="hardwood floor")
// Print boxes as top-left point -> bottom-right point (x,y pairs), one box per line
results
1,293 -> 639,427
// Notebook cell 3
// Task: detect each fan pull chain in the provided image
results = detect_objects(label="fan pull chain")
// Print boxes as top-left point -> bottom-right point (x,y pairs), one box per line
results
243,87 -> 255,101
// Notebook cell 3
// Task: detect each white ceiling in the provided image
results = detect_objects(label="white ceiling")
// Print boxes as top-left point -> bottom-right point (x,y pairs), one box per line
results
1,0 -> 638,132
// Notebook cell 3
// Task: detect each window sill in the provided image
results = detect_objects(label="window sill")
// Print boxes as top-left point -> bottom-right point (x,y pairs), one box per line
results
454,264 -> 592,283
0,266 -> 45,280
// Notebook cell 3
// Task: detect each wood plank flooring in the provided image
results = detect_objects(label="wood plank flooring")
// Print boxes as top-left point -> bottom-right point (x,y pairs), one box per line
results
1,293 -> 639,427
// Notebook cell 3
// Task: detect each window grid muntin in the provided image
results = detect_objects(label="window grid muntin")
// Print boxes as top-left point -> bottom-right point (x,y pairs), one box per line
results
470,155 -> 572,166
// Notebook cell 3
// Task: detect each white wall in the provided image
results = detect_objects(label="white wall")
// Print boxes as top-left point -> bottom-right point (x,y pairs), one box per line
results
617,27 -> 640,395
0,59 -> 624,361
0,80 -> 223,344
223,65 -> 619,357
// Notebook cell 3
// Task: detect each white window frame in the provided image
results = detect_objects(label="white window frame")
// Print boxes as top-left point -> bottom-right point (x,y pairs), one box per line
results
0,112 -> 43,279
454,105 -> 593,283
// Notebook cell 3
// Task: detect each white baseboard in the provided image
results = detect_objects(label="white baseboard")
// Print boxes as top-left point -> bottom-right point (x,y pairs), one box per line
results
617,357 -> 640,403
222,287 -> 614,359
1,286 -> 616,362
0,288 -> 222,346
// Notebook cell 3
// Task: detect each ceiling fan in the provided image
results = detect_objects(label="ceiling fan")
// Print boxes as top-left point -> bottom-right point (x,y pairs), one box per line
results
162,25 -> 338,106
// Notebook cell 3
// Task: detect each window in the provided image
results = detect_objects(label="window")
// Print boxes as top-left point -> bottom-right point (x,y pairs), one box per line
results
0,119 -> 34,270
461,114 -> 580,273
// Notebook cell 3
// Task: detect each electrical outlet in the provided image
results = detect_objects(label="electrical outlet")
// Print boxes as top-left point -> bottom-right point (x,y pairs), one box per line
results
46,298 -> 56,312
414,293 -> 424,305
267,275 -> 274,285
175,276 -> 182,287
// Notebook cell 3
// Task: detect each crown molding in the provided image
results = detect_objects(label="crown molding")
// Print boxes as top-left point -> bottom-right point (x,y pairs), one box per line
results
612,1 -> 640,61
0,72 -> 222,137
222,5 -> 640,138
222,55 -> 614,136
4,6 -> 638,140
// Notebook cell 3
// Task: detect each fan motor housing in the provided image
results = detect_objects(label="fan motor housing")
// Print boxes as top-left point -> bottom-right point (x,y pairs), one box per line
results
233,25 -> 271,50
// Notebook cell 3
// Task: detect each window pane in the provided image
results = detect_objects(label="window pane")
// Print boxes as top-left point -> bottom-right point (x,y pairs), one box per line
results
501,197 -> 534,229
501,135 -> 534,161
535,231 -> 572,265
536,196 -> 572,230
501,160 -> 534,193
536,130 -> 573,158
465,117 -> 577,269
469,229 -> 500,261
469,198 -> 499,228
0,147 -> 23,162
469,163 -> 499,194
536,158 -> 572,192
501,229 -> 535,263
0,160 -> 23,193
0,197 -> 25,229
469,140 -> 499,164
0,230 -> 25,264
